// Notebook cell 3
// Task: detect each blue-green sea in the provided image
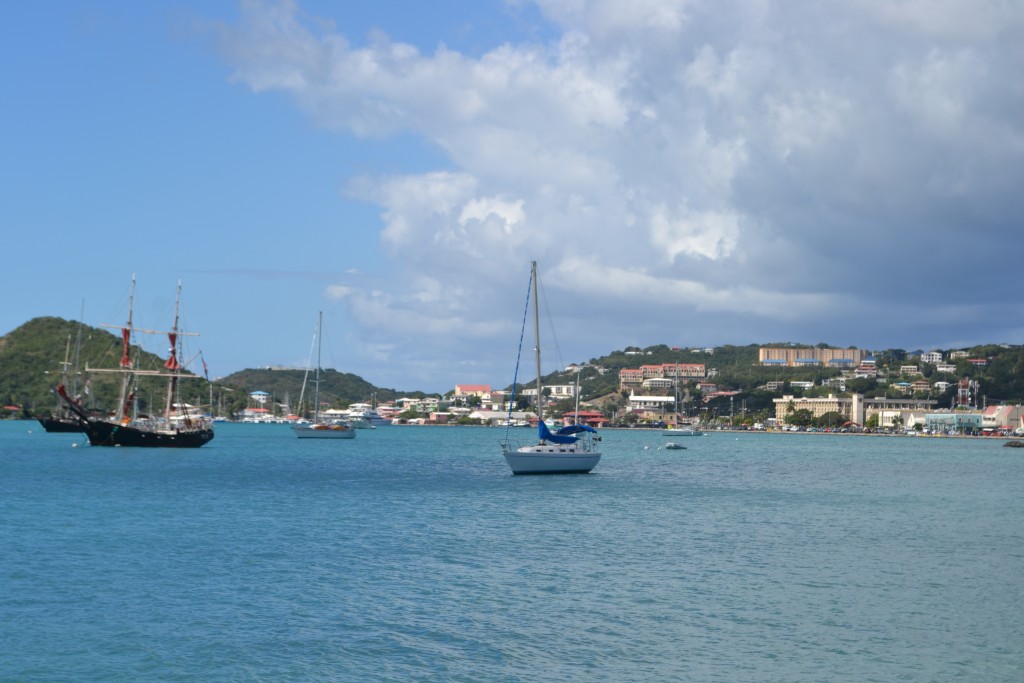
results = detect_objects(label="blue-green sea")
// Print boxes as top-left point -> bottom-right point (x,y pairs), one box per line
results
2,421 -> 1022,681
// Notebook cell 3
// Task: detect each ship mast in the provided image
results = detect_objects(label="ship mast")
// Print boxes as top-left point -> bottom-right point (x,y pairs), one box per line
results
164,281 -> 183,419
115,275 -> 137,422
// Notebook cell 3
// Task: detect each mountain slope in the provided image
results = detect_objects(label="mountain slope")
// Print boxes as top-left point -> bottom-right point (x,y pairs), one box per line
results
0,317 -> 425,416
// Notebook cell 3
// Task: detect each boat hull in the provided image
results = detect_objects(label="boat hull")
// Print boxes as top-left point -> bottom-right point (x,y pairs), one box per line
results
83,420 -> 214,448
38,415 -> 86,433
662,430 -> 703,437
293,425 -> 356,439
502,447 -> 600,475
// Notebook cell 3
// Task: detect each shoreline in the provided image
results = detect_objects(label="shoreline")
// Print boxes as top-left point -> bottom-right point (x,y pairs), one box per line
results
14,417 -> 1017,441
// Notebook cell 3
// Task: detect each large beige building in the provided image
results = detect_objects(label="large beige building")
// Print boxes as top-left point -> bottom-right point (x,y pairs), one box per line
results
773,394 -> 937,425
619,363 -> 705,390
759,347 -> 865,367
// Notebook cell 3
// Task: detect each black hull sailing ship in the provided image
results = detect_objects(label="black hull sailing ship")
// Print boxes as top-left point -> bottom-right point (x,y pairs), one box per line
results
57,403 -> 214,447
38,414 -> 89,433
57,277 -> 214,448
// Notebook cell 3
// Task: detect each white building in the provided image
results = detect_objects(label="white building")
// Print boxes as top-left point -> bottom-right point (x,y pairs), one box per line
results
628,392 -> 674,411
521,384 -> 576,399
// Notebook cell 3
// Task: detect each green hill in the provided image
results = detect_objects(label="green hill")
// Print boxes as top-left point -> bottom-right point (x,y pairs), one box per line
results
5,316 -> 1024,421
0,317 -> 427,419
215,367 -> 427,416
0,316 -> 218,417
560,341 -> 1024,420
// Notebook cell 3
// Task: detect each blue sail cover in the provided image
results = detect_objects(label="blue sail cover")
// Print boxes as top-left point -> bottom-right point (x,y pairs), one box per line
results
538,420 -> 579,444
556,424 -> 598,436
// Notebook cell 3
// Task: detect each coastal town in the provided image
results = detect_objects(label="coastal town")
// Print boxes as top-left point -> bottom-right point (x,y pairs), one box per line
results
234,344 -> 1024,438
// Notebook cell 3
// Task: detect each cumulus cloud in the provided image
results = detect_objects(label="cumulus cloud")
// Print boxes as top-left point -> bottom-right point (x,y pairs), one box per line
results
216,0 -> 1024,390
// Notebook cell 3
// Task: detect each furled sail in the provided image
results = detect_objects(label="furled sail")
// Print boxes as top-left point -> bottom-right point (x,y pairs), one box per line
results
538,420 -> 579,445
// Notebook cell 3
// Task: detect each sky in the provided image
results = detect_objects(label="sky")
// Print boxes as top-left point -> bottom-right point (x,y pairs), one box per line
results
2,1 -> 1023,394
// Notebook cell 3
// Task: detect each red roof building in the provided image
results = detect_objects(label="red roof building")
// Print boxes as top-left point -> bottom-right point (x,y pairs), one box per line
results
562,410 -> 608,427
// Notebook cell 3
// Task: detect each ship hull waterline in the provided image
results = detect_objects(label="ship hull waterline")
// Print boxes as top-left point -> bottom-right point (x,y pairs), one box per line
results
502,448 -> 601,475
293,425 -> 356,439
82,420 -> 214,448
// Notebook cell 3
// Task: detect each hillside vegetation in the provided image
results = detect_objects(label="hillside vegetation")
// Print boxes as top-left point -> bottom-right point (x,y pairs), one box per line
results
0,317 -> 188,416
4,318 -> 1024,420
0,317 -> 426,418
216,367 -> 427,416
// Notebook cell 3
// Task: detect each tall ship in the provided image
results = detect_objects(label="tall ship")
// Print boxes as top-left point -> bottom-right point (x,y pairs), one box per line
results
58,277 -> 214,448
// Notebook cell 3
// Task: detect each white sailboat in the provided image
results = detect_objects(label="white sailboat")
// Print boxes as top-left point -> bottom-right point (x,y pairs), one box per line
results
501,261 -> 601,474
663,380 -> 703,436
293,311 -> 355,440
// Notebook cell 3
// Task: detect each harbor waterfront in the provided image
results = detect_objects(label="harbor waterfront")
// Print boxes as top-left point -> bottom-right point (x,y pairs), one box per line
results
2,422 -> 1022,681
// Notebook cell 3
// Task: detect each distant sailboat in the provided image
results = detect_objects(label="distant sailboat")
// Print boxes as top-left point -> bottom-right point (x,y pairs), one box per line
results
293,312 -> 355,440
663,380 -> 703,436
500,261 -> 601,474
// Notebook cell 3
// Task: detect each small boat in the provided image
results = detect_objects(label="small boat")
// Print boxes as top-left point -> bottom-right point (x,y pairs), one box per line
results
664,442 -> 687,450
296,420 -> 356,438
342,414 -> 375,429
343,403 -> 391,427
58,278 -> 214,448
293,312 -> 355,440
662,380 -> 703,436
662,427 -> 704,437
500,261 -> 601,474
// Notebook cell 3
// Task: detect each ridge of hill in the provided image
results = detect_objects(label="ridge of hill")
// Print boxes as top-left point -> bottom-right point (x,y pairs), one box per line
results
0,317 -> 420,417
4,317 -> 1024,418
0,316 -> 178,415
215,367 -> 428,413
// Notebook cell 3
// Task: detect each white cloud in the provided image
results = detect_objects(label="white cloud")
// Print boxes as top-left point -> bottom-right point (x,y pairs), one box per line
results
857,0 -> 1024,40
216,0 -> 1024,390
649,204 -> 741,261
532,0 -> 693,39
325,285 -> 352,299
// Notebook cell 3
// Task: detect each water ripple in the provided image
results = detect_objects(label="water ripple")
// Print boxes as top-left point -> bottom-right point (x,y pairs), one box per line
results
2,424 -> 1022,681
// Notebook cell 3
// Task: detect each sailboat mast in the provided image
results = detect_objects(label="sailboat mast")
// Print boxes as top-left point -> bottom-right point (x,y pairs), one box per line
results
531,261 -> 543,423
313,311 -> 323,423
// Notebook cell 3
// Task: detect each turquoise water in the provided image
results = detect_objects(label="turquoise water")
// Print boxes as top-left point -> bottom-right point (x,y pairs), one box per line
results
2,422 -> 1022,681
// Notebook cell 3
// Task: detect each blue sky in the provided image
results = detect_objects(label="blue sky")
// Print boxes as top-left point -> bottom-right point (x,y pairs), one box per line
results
3,1 -> 1023,394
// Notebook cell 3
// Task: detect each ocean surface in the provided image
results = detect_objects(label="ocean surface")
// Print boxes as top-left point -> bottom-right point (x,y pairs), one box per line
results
2,421 -> 1022,682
